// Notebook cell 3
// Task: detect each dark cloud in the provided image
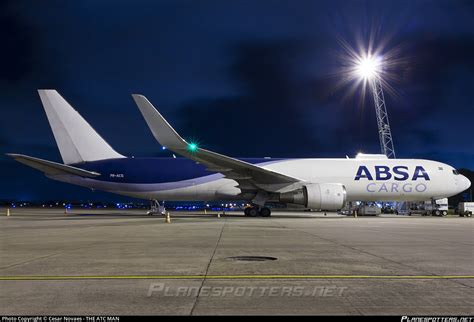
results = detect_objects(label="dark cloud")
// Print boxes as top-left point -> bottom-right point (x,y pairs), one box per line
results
0,1 -> 36,84
0,130 -> 8,148
178,40 -> 324,157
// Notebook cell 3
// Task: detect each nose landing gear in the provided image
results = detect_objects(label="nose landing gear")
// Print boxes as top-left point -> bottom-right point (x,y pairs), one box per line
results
147,200 -> 166,216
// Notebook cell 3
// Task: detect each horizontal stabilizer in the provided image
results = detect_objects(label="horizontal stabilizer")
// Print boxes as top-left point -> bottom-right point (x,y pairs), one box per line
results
7,154 -> 100,178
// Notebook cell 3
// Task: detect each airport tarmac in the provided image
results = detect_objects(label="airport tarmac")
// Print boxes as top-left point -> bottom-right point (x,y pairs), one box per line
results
0,207 -> 473,315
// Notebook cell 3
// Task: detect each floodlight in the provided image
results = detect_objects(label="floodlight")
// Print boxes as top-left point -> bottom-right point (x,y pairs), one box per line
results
355,55 -> 381,81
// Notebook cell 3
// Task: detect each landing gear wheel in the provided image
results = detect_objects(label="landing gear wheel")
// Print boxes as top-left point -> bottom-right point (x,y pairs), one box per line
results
260,207 -> 271,217
248,207 -> 259,217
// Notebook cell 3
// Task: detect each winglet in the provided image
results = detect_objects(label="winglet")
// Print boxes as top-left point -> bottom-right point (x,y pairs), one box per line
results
132,94 -> 187,150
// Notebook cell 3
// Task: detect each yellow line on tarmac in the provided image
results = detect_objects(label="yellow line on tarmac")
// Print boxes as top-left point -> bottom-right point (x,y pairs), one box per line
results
0,275 -> 473,281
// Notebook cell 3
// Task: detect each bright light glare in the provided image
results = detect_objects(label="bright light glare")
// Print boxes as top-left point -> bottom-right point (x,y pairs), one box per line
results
336,35 -> 404,104
356,55 -> 381,80
187,142 -> 198,152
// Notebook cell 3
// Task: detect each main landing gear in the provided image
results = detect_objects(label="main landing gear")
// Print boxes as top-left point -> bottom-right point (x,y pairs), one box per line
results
244,206 -> 271,217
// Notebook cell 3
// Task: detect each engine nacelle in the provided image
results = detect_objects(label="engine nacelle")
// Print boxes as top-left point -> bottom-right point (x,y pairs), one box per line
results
279,183 -> 346,210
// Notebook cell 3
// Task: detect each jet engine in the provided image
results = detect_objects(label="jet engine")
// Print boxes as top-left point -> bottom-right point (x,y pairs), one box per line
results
279,183 -> 346,210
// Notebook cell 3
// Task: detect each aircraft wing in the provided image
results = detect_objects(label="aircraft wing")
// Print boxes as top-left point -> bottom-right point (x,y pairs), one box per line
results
132,95 -> 303,192
6,154 -> 101,178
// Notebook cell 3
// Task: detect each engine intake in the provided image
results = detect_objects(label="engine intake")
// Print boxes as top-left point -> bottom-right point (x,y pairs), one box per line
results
279,183 -> 346,210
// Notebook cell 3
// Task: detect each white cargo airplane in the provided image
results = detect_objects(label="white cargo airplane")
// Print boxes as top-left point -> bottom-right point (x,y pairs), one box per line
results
8,90 -> 471,217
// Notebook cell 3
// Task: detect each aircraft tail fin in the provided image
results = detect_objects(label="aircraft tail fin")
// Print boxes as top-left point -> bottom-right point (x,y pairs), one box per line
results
38,90 -> 125,165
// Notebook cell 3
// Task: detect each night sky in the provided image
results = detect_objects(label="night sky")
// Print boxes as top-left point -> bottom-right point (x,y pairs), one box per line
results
1,0 -> 473,202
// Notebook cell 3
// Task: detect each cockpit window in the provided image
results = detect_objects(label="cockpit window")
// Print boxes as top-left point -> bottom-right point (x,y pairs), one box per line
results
452,170 -> 459,175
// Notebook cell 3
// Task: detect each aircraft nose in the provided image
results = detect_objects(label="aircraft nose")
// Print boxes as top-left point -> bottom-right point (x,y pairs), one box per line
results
460,175 -> 471,192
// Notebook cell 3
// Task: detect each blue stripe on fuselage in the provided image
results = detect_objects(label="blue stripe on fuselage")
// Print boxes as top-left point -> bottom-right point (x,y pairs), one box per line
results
73,157 -> 283,184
